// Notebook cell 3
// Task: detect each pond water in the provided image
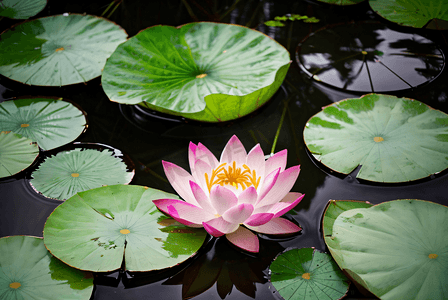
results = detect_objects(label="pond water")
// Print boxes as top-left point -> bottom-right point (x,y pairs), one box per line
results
1,0 -> 447,299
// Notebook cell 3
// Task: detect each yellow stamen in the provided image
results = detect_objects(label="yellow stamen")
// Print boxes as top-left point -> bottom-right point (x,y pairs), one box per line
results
10,282 -> 21,289
205,161 -> 260,192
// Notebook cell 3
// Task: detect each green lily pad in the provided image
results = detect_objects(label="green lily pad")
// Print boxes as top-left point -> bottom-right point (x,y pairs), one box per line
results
369,0 -> 448,29
321,200 -> 373,237
0,97 -> 87,150
0,235 -> 93,300
101,22 -> 290,122
0,0 -> 47,19
303,93 -> 448,183
316,0 -> 365,5
325,199 -> 448,300
44,185 -> 208,272
0,14 -> 127,86
270,248 -> 349,300
0,131 -> 39,178
30,148 -> 134,200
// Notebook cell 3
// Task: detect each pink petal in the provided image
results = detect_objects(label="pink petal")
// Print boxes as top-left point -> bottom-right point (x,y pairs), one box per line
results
188,142 -> 198,174
256,165 -> 301,207
237,186 -> 258,205
190,142 -> 219,171
203,217 -> 240,237
162,161 -> 199,207
209,185 -> 238,215
220,135 -> 247,166
265,149 -> 287,174
256,168 -> 280,204
222,203 -> 254,224
189,181 -> 215,213
153,199 -> 214,225
246,217 -> 301,234
272,193 -> 304,218
245,144 -> 265,180
191,159 -> 212,193
244,213 -> 274,226
225,227 -> 259,253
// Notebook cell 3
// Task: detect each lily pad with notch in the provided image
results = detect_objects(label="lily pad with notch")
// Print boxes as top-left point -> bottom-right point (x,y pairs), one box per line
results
0,0 -> 47,19
30,145 -> 134,201
0,97 -> 87,150
0,235 -> 93,300
303,93 -> 448,183
369,0 -> 448,29
43,184 -> 208,272
325,199 -> 448,300
0,131 -> 39,178
269,247 -> 349,300
0,14 -> 127,86
101,22 -> 290,122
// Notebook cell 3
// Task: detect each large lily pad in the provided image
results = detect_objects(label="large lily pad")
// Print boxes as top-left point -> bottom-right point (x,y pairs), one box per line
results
321,200 -> 373,237
369,0 -> 448,29
0,0 -> 47,19
43,185 -> 208,272
30,148 -> 134,200
303,93 -> 448,183
325,199 -> 448,300
0,131 -> 39,178
0,235 -> 93,300
270,248 -> 349,300
101,22 -> 290,122
0,97 -> 87,150
0,14 -> 127,86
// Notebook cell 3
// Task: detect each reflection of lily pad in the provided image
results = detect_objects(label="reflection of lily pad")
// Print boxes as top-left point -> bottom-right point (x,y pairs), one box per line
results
0,14 -> 127,86
0,97 -> 87,150
321,200 -> 372,237
0,235 -> 93,300
316,0 -> 365,5
325,199 -> 448,300
303,94 -> 448,183
0,131 -> 39,178
370,0 -> 448,29
0,0 -> 47,19
270,248 -> 349,300
102,22 -> 290,122
296,21 -> 444,93
44,185 -> 207,272
30,148 -> 134,200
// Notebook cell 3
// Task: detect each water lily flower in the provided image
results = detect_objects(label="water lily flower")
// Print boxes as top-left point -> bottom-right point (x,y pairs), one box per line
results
153,135 -> 303,253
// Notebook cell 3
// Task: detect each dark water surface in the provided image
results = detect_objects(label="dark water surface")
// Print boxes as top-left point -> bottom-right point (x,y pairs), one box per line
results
1,1 -> 447,299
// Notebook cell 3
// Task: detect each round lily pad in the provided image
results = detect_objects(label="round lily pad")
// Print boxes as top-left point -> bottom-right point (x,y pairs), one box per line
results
0,97 -> 87,150
316,0 -> 365,5
270,248 -> 349,300
0,0 -> 47,19
321,200 -> 372,237
30,148 -> 134,200
303,93 -> 448,183
0,131 -> 39,178
325,199 -> 448,300
0,235 -> 93,300
0,14 -> 127,86
369,0 -> 448,29
101,22 -> 290,122
43,185 -> 208,272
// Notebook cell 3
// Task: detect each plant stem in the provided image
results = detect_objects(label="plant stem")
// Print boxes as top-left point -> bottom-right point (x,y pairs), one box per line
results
101,1 -> 115,17
219,0 -> 241,21
107,1 -> 122,19
270,98 -> 289,155
181,0 -> 199,21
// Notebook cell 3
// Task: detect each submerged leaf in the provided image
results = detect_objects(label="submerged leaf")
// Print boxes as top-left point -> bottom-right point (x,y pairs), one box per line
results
44,185 -> 207,272
0,131 -> 39,178
0,97 -> 87,150
270,248 -> 349,300
0,236 -> 93,300
325,199 -> 448,300
30,148 -> 134,200
303,94 -> 448,182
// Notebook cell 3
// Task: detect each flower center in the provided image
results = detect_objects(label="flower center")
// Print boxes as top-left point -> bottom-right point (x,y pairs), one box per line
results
205,161 -> 260,192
